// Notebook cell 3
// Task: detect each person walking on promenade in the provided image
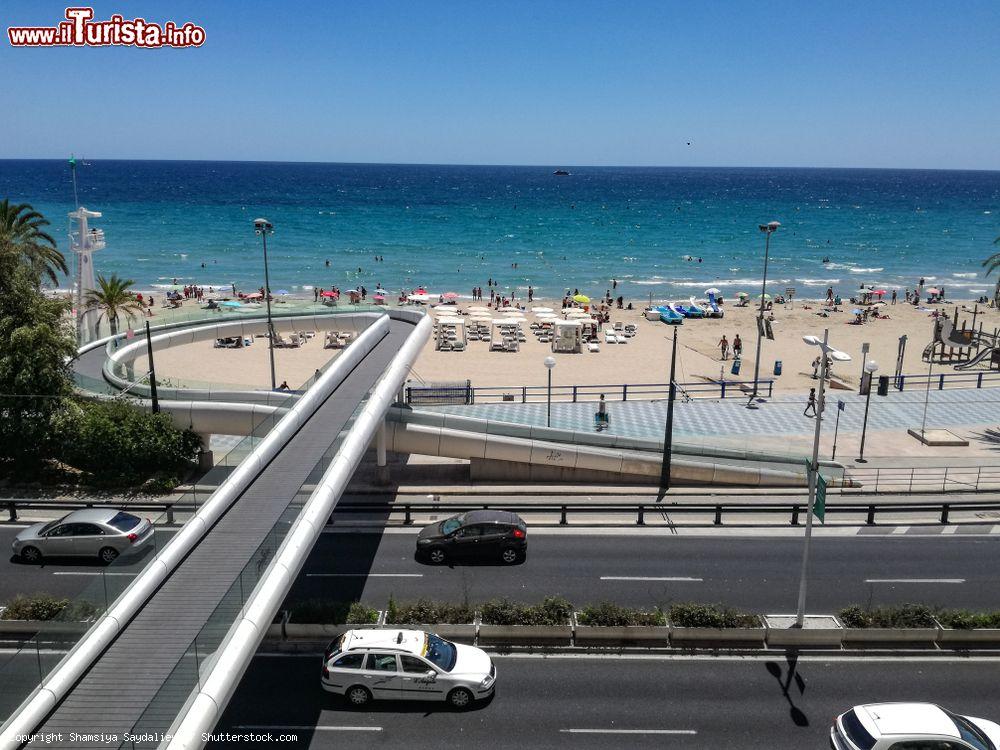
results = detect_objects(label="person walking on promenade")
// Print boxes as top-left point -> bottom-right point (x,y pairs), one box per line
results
732,334 -> 743,359
718,335 -> 729,360
804,388 -> 817,417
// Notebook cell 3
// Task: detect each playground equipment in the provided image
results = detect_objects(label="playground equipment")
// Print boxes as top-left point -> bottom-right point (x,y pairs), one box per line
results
922,304 -> 1000,370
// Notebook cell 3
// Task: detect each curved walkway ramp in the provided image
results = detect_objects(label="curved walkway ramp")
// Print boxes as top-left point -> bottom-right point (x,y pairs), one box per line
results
2,311 -> 430,750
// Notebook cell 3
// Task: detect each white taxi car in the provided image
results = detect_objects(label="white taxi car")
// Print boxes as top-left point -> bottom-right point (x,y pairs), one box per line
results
832,703 -> 1000,750
321,629 -> 496,709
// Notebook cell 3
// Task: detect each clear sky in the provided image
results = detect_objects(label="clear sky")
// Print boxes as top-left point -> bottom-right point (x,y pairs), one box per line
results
2,0 -> 999,168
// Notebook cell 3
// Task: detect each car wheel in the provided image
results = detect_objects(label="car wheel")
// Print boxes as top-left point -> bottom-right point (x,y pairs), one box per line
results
346,685 -> 371,707
19,546 -> 42,563
448,687 -> 474,710
500,547 -> 519,564
98,547 -> 120,565
428,547 -> 447,565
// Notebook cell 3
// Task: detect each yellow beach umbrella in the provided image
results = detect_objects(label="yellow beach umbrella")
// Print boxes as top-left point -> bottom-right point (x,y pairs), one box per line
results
572,294 -> 590,304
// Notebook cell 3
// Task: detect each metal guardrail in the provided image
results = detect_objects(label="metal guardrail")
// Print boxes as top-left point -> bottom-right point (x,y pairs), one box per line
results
843,466 -> 1000,494
406,379 -> 775,405
5,500 -> 200,525
330,500 -> 1000,527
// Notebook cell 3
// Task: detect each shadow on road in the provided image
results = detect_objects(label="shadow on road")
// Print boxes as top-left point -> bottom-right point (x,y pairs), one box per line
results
766,653 -> 809,727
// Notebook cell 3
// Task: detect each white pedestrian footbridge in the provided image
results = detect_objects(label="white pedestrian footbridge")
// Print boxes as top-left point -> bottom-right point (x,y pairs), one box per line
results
1,306 -> 835,750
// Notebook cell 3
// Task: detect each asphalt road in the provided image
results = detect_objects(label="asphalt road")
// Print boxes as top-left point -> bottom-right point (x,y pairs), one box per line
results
286,530 -> 1000,613
210,653 -> 1000,749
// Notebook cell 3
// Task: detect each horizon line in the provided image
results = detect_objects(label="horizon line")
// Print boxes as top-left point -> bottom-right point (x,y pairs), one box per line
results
1,157 -> 999,174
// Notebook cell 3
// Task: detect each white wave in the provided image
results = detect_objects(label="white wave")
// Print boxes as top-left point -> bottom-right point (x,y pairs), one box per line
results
824,263 -> 853,270
953,273 -> 977,278
849,267 -> 883,273
797,278 -> 841,286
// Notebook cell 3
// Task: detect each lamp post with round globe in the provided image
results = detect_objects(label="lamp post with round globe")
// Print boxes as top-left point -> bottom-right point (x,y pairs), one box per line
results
253,218 -> 277,391
544,356 -> 556,427
856,361 -> 879,464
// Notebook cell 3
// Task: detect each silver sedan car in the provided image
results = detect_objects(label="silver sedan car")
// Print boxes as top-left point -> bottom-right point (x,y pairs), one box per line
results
12,509 -> 154,565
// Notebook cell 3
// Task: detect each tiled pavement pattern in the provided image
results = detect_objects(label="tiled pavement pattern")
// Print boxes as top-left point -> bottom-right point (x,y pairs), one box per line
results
424,387 -> 1000,440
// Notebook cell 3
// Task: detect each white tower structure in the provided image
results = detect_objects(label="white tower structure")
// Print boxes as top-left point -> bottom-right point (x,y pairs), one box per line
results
69,206 -> 105,340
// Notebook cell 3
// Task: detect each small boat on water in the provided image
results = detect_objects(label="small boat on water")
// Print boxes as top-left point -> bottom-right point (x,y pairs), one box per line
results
553,169 -> 570,176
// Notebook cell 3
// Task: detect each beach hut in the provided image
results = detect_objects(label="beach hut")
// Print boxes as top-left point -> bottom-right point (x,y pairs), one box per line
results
552,319 -> 584,353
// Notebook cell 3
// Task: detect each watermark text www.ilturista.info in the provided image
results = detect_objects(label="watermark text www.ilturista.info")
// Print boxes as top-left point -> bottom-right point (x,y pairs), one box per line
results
8,7 -> 205,48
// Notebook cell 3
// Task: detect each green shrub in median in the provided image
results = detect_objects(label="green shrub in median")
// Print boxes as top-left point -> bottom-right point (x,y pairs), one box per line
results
1,594 -> 99,621
287,600 -> 378,625
668,602 -> 759,629
480,596 -> 574,626
837,604 -> 937,629
577,602 -> 666,627
386,597 -> 474,625
936,609 -> 1000,630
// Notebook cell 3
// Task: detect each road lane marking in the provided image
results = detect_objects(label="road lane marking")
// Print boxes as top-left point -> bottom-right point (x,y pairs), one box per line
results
561,729 -> 696,735
305,573 -> 423,578
600,576 -> 703,582
235,725 -> 382,732
864,578 -> 965,584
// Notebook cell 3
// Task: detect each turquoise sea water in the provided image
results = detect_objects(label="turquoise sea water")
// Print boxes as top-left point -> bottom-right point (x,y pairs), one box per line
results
1,160 -> 998,300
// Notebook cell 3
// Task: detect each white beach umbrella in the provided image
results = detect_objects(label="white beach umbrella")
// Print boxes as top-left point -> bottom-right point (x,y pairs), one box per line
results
705,287 -> 721,295
531,306 -> 554,313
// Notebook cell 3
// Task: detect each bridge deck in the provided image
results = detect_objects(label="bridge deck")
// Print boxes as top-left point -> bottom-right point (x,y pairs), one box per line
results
27,318 -> 412,749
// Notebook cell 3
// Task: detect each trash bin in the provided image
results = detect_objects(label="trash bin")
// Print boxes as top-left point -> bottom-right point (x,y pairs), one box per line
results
877,374 -> 889,396
774,360 -> 783,376
731,358 -> 741,375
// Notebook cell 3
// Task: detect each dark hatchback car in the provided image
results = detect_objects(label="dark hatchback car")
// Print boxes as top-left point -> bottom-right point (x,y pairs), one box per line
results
416,510 -> 527,565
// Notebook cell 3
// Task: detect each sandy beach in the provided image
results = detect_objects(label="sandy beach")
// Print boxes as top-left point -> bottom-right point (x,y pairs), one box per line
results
152,296 -> 998,395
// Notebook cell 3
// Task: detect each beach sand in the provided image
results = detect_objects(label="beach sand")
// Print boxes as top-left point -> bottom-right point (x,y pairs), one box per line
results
153,298 -> 997,395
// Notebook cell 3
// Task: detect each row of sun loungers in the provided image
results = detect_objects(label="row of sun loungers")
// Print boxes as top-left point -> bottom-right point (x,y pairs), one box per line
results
323,330 -> 356,349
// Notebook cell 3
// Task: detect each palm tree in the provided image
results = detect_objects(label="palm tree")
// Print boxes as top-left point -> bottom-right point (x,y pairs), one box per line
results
0,199 -> 67,285
983,236 -> 1000,307
84,274 -> 144,335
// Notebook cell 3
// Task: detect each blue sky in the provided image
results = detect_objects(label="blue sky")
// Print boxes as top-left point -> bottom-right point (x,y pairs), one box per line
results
2,0 -> 999,168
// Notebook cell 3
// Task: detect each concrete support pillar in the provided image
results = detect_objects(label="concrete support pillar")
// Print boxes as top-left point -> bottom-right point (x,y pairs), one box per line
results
376,419 -> 389,485
197,433 -> 214,471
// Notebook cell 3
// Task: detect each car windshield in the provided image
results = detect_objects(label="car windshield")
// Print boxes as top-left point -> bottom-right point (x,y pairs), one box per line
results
440,515 -> 465,536
39,515 -> 69,535
841,710 -> 877,750
423,633 -> 458,672
946,711 -> 995,750
106,512 -> 141,532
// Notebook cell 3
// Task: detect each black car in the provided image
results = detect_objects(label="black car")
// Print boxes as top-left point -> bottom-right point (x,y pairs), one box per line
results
416,510 -> 527,565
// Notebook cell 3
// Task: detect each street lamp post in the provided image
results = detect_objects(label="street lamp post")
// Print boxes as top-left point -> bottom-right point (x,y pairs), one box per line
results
254,218 -> 277,391
544,356 -> 556,427
747,221 -> 780,409
659,328 -> 679,495
856,360 -> 879,463
797,330 -> 851,626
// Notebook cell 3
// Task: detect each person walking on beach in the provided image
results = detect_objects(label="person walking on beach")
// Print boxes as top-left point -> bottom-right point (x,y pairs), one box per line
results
718,335 -> 729,360
528,286 -> 534,302
891,289 -> 897,305
732,334 -> 743,359
826,287 -> 834,304
314,287 -> 319,302
804,388 -> 817,417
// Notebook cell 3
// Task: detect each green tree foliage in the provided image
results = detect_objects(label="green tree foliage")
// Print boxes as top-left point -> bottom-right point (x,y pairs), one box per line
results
84,273 -> 144,335
53,400 -> 201,485
0,199 -> 67,285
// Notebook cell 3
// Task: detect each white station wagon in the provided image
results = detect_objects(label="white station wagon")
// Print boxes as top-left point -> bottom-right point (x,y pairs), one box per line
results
321,629 -> 496,709
832,703 -> 1000,750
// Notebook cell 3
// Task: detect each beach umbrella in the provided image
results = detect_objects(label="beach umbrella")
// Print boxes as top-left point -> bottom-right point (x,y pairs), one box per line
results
926,288 -> 940,294
221,300 -> 242,308
572,294 -> 590,304
409,293 -> 431,302
737,292 -> 749,298
757,293 -> 772,301
705,287 -> 721,295
320,290 -> 337,297
851,308 -> 864,315
531,306 -> 554,313
442,292 -> 459,300
373,292 -> 385,299
873,289 -> 886,296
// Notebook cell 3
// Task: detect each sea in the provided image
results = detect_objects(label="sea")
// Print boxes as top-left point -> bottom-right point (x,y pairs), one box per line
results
1,160 -> 998,301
